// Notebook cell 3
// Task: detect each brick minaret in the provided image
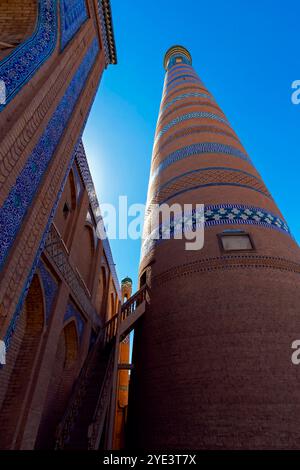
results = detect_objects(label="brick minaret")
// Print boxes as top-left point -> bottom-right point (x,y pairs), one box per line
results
128,45 -> 300,449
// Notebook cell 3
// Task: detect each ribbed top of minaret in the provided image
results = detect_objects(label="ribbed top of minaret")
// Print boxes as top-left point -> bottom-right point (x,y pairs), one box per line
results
163,45 -> 192,70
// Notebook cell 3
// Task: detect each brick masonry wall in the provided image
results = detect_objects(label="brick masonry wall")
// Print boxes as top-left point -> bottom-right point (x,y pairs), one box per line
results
0,0 -> 37,60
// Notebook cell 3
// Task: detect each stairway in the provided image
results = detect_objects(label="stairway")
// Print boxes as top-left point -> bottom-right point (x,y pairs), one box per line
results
55,285 -> 148,450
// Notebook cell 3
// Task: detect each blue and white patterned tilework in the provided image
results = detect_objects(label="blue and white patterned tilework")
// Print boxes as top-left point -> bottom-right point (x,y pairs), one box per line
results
64,302 -> 85,341
160,92 -> 214,115
155,112 -> 230,145
3,141 -> 81,350
0,0 -> 57,110
150,142 -> 251,182
141,204 -> 291,259
60,0 -> 88,50
0,38 -> 99,270
38,260 -> 58,321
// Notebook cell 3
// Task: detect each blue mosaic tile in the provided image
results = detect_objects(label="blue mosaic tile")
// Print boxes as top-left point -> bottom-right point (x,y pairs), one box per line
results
154,112 -> 230,145
0,0 -> 57,110
64,302 -> 85,341
3,76 -> 100,350
160,92 -> 214,114
0,38 -> 99,270
38,260 -> 58,321
60,0 -> 88,50
141,204 -> 291,259
151,143 -> 251,182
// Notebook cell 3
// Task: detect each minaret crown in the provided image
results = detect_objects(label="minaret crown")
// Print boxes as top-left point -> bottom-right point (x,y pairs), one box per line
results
164,45 -> 192,70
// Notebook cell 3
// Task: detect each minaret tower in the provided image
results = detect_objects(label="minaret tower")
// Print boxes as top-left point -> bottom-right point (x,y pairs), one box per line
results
128,46 -> 300,449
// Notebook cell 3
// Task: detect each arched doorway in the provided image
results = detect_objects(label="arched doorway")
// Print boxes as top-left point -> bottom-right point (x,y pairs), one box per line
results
35,320 -> 79,449
0,274 -> 45,449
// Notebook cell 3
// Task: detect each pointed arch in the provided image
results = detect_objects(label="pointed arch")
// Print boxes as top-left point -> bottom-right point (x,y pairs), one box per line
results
0,274 -> 45,449
35,320 -> 79,449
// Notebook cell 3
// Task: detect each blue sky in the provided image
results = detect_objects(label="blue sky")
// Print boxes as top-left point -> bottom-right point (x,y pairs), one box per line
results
83,0 -> 300,292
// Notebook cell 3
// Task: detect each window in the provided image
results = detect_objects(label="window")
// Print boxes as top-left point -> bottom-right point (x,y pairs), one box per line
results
175,58 -> 182,63
218,230 -> 254,252
63,202 -> 70,219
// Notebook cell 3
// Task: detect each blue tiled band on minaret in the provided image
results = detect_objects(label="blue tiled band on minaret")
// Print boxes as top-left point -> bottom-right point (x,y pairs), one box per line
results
141,204 -> 291,259
165,73 -> 201,88
150,143 -> 251,182
160,92 -> 214,114
154,112 -> 231,145
164,78 -> 204,95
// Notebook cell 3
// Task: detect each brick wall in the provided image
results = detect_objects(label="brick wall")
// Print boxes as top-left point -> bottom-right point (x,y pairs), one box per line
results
0,1 -> 37,59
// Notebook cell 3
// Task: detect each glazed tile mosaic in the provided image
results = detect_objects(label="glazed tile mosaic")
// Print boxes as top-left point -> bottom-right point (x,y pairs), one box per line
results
38,260 -> 58,321
60,0 -> 88,50
64,302 -> 85,341
141,204 -> 291,259
150,142 -> 251,183
0,0 -> 57,110
0,38 -> 99,270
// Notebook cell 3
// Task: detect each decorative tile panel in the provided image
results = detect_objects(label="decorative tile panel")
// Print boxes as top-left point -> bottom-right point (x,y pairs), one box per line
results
141,204 -> 291,259
60,0 -> 88,50
0,0 -> 57,110
38,260 -> 58,321
64,302 -> 85,341
0,38 -> 99,269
